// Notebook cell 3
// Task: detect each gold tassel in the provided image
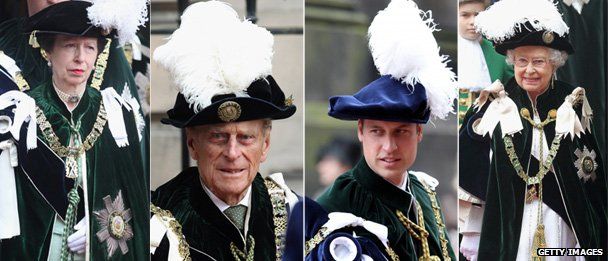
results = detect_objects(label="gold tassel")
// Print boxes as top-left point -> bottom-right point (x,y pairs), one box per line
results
91,38 -> 112,90
29,31 -> 40,48
531,224 -> 547,261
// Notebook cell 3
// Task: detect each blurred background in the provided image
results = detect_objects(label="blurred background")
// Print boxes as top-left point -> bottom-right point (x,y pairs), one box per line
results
304,0 -> 459,251
149,0 -> 304,194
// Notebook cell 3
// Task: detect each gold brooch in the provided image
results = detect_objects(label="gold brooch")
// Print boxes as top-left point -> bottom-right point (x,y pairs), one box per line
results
218,101 -> 241,122
542,31 -> 554,44
284,95 -> 294,106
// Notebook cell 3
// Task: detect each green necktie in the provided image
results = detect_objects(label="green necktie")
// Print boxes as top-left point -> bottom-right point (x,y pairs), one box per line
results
224,205 -> 247,232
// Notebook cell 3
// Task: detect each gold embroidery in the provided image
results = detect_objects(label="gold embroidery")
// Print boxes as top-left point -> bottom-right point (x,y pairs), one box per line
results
422,185 -> 452,261
91,38 -> 112,90
263,178 -> 288,260
150,204 -> 192,261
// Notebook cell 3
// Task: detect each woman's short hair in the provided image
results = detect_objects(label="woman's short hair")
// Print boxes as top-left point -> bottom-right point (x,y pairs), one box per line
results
505,47 -> 569,68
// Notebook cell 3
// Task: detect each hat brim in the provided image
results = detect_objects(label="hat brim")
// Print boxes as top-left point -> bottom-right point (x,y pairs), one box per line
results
161,96 -> 296,128
328,76 -> 430,124
494,30 -> 574,55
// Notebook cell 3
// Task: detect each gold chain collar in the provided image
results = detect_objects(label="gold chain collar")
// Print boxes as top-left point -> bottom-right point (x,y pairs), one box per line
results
151,204 -> 192,261
396,203 -> 441,261
36,100 -> 107,158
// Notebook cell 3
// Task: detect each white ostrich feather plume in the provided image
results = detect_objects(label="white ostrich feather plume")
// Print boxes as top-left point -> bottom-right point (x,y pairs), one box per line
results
475,0 -> 569,42
368,0 -> 456,120
153,1 -> 274,113
87,0 -> 149,46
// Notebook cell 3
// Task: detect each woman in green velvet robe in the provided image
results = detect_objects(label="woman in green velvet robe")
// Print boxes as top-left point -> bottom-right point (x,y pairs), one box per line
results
0,1 -> 148,260
459,0 -> 606,260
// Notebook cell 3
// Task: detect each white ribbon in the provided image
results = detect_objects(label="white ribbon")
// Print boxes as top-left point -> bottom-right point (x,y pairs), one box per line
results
0,51 -> 21,79
323,212 -> 389,248
0,140 -> 21,239
101,87 -> 133,147
0,91 -> 37,150
150,214 -> 184,261
556,87 -> 587,140
474,81 -> 523,137
121,85 -> 145,141
267,173 -> 299,212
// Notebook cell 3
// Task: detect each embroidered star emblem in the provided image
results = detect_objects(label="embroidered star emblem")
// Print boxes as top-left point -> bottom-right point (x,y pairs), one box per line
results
93,190 -> 133,257
574,146 -> 597,183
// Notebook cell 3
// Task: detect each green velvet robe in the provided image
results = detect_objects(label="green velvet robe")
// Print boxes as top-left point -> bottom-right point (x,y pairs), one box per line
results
0,17 -> 150,179
151,167 -> 280,261
317,159 -> 456,260
0,81 -> 149,260
475,79 -> 607,260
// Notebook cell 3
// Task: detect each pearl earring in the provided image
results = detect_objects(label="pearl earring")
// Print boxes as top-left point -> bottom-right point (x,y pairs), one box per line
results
47,61 -> 51,67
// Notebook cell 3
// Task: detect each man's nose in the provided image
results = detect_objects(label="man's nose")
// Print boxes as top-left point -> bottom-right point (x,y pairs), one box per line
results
223,136 -> 242,160
382,136 -> 398,152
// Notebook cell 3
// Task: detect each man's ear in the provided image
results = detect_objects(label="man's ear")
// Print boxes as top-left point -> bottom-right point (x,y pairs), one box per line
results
417,124 -> 423,143
357,119 -> 364,142
185,128 -> 199,160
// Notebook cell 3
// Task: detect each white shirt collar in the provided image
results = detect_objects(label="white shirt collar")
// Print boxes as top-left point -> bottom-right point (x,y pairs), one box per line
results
397,171 -> 409,192
201,182 -> 252,213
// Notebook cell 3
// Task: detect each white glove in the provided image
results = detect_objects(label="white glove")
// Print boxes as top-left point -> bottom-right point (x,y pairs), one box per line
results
67,217 -> 88,254
460,233 -> 480,261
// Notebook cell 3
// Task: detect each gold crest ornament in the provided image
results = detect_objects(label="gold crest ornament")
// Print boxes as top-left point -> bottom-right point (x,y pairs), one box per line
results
542,31 -> 555,44
574,146 -> 598,182
217,101 -> 241,122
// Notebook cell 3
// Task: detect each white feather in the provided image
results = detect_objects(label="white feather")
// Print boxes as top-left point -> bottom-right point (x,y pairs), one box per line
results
153,1 -> 273,113
475,0 -> 569,43
368,0 -> 457,120
87,0 -> 149,46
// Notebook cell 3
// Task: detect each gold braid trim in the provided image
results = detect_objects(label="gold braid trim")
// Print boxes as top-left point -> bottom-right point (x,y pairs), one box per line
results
230,235 -> 255,261
263,178 -> 288,260
422,185 -> 452,261
91,38 -> 112,90
36,100 -> 107,158
150,204 -> 191,261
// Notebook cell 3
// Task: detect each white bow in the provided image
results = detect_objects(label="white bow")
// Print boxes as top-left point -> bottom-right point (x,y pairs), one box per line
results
474,81 -> 523,137
0,91 -> 37,150
101,87 -> 133,147
556,87 -> 588,140
323,212 -> 389,248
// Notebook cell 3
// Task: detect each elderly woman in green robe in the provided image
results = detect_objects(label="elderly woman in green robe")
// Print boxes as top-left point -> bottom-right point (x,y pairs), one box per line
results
459,0 -> 606,260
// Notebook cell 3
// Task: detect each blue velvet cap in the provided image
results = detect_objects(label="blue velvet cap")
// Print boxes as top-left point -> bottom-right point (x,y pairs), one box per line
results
328,75 -> 430,123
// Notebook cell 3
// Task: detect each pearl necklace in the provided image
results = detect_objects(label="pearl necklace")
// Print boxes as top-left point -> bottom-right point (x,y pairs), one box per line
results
53,81 -> 85,105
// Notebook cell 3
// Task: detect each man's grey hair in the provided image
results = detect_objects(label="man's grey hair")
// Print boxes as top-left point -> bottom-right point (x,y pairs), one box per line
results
505,47 -> 569,69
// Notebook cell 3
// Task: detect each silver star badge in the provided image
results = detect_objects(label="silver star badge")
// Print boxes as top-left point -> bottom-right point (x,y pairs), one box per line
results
94,190 -> 133,257
574,146 -> 598,183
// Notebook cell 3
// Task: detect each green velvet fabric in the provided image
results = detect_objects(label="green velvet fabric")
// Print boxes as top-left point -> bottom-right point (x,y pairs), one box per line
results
317,159 -> 456,260
0,81 -> 149,260
476,79 -> 606,260
480,38 -> 514,83
557,1 -> 606,164
152,167 -> 279,260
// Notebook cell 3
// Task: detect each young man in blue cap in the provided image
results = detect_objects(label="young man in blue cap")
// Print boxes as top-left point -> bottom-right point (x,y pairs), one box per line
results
149,2 -> 299,260
314,0 -> 458,260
